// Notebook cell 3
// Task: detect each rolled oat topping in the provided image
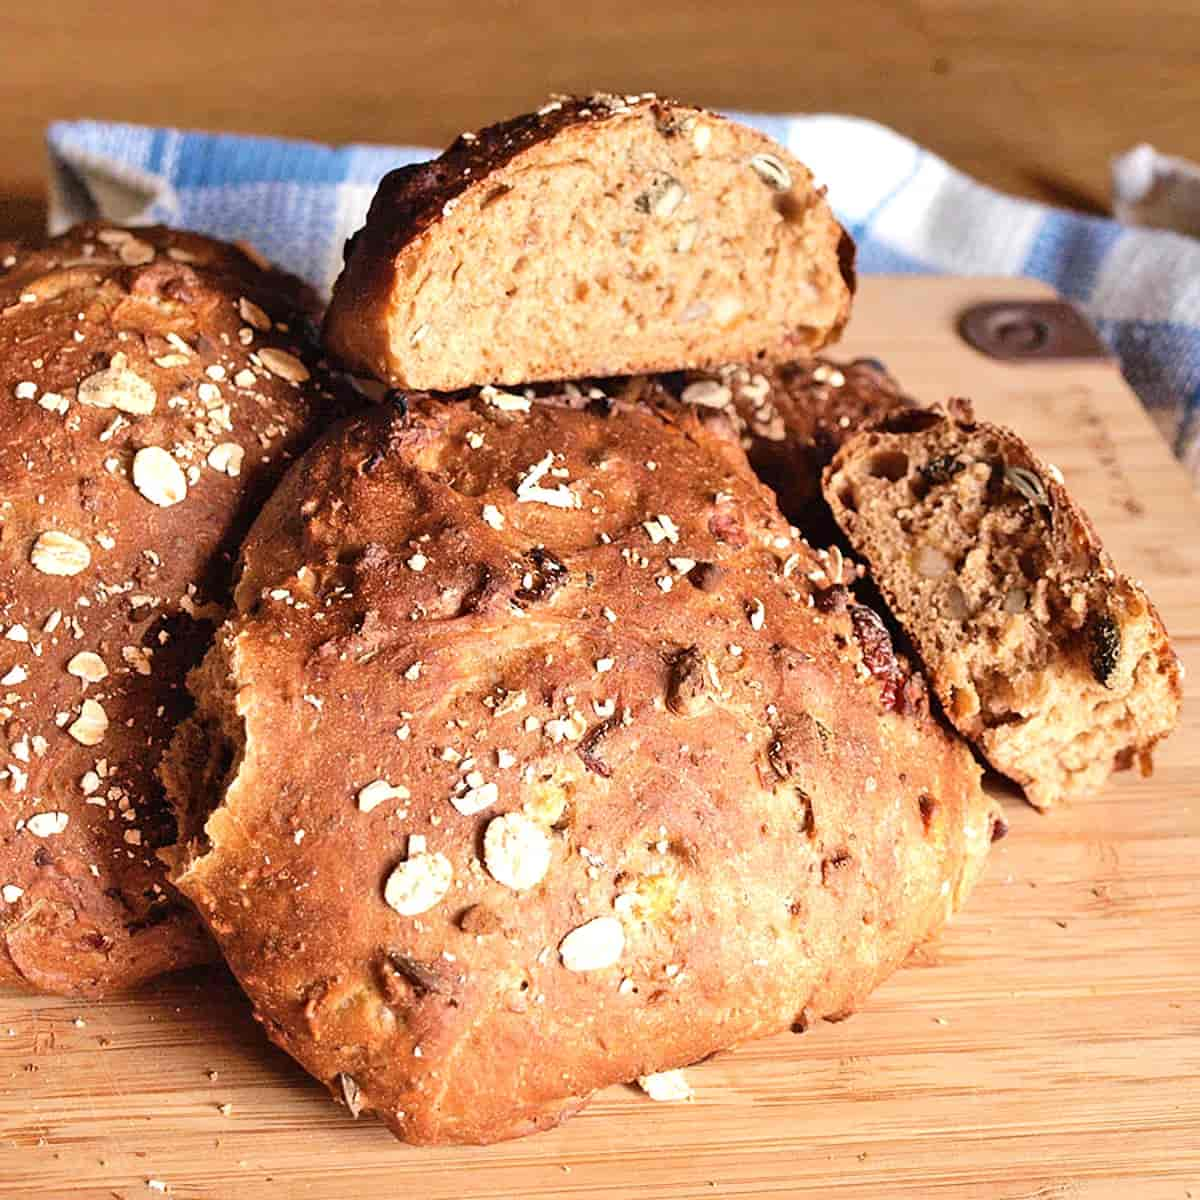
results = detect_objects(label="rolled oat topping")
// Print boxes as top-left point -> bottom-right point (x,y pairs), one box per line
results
483,812 -> 551,891
77,360 -> 157,415
132,446 -> 189,507
25,811 -> 69,837
384,849 -> 453,916
30,530 -> 91,576
68,699 -> 109,746
559,916 -> 625,972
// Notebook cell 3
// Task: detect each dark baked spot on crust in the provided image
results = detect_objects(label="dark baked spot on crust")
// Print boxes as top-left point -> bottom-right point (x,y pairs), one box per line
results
918,794 -> 937,832
577,717 -> 619,778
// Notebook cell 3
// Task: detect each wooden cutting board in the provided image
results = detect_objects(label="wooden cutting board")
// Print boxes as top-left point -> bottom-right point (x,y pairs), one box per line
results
1,277 -> 1197,1200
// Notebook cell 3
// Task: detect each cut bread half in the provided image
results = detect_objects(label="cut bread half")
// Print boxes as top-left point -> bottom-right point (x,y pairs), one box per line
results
824,401 -> 1182,808
324,93 -> 854,390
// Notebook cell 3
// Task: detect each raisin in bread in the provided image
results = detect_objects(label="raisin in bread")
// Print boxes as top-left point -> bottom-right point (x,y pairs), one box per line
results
0,224 -> 350,995
164,385 -> 998,1145
323,93 -> 854,391
824,402 -> 1181,808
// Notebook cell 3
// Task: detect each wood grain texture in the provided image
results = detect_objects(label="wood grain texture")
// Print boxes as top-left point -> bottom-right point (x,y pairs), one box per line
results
1,277 -> 1198,1199
3,2 -> 1200,241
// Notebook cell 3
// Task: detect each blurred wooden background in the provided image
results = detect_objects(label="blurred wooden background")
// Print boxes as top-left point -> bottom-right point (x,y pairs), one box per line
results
2,1 -> 1199,240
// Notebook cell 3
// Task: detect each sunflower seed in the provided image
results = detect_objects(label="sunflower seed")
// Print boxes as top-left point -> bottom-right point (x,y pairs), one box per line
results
749,154 -> 792,190
1003,465 -> 1049,507
237,296 -> 272,331
634,173 -> 686,218
258,347 -> 310,384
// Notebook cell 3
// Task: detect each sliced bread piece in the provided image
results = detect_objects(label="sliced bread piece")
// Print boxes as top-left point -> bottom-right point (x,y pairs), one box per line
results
824,401 -> 1182,808
324,93 -> 854,390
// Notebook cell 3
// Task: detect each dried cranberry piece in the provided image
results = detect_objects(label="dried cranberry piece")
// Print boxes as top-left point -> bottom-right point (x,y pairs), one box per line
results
848,604 -> 906,710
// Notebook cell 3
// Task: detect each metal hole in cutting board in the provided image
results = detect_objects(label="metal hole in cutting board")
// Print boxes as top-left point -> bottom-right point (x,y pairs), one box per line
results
958,300 -> 1111,361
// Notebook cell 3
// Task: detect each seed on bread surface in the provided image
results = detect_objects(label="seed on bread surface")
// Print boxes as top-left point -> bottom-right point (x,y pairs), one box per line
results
67,699 -> 109,746
237,296 -> 272,331
257,347 -> 310,384
207,442 -> 245,476
25,811 -> 69,838
358,779 -> 411,813
66,651 -> 108,683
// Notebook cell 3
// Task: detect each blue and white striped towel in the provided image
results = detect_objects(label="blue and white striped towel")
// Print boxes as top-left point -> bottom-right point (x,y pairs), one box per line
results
45,115 -> 1200,480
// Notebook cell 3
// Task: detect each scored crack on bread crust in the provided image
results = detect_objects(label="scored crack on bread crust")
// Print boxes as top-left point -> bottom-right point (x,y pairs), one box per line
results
323,93 -> 855,391
166,387 -> 998,1145
824,402 -> 1182,808
0,224 -> 352,996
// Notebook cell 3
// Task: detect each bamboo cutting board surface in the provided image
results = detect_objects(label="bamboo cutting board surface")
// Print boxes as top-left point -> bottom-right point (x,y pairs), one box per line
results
1,276 -> 1197,1200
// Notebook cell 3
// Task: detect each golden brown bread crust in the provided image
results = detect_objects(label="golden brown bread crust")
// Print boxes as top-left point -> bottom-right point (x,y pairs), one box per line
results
323,94 -> 854,390
0,224 -> 351,995
167,388 -> 997,1145
823,402 -> 1183,807
608,357 -> 911,531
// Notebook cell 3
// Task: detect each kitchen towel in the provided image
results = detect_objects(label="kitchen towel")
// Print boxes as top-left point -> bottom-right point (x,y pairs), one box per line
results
45,114 -> 1200,479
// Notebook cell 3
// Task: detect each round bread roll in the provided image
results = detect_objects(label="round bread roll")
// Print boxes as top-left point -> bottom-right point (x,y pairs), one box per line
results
0,224 -> 349,995
166,387 -> 999,1145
